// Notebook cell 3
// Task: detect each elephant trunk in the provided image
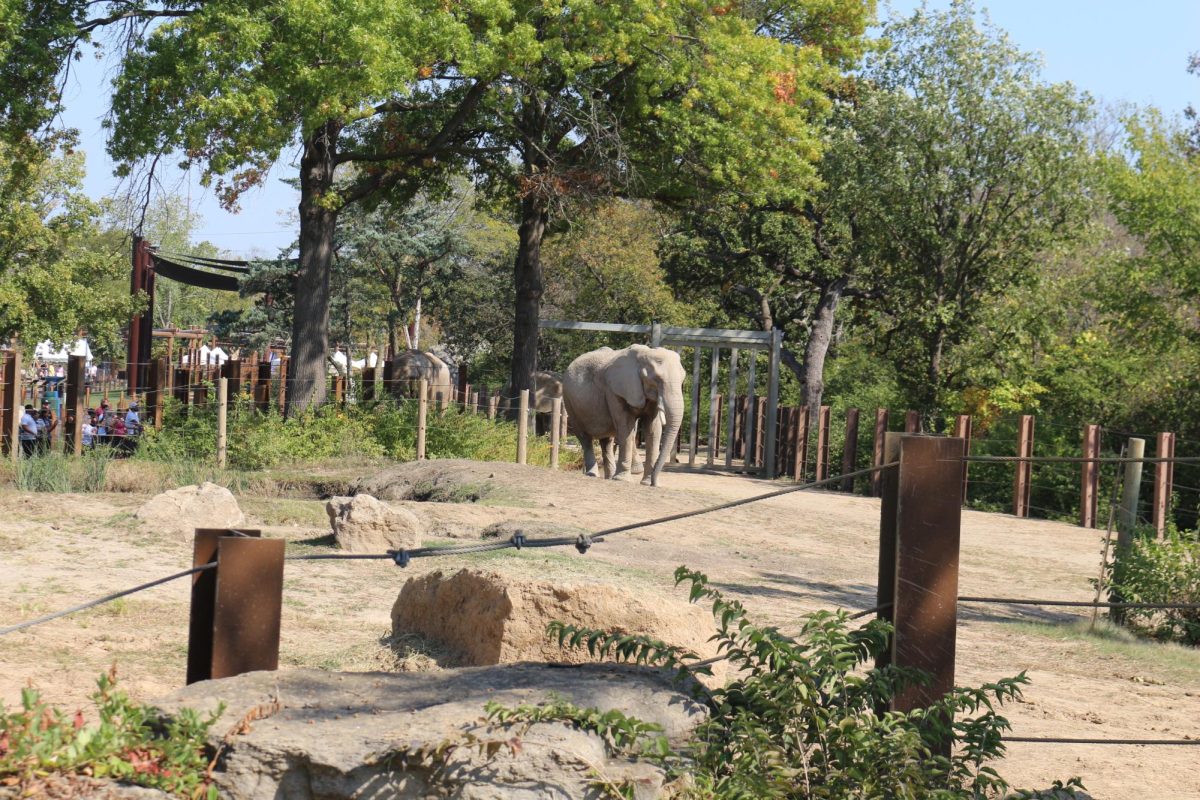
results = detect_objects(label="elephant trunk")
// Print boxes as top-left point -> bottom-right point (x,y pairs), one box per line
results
649,378 -> 683,486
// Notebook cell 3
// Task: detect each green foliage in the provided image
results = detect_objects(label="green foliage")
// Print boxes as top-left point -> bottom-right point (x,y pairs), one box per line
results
15,448 -> 113,493
1109,528 -> 1200,646
0,668 -> 219,798
490,567 -> 1084,799
485,694 -> 670,759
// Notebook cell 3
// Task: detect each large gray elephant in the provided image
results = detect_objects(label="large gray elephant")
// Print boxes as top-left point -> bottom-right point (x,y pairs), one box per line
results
562,344 -> 684,486
390,350 -> 452,401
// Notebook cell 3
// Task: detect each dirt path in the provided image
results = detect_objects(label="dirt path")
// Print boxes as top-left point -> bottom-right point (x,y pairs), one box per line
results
2,461 -> 1197,798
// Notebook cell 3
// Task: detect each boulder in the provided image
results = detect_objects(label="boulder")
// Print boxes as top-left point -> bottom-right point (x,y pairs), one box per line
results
153,665 -> 705,800
326,494 -> 422,553
391,569 -> 719,669
135,482 -> 244,539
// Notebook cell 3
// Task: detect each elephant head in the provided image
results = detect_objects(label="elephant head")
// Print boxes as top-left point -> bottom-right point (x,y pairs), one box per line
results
605,344 -> 685,486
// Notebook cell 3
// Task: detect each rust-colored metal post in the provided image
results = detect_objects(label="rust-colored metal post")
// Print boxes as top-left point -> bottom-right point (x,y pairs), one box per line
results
793,405 -> 809,482
332,374 -> 346,406
146,357 -> 166,431
904,410 -> 920,433
277,357 -> 289,413
1080,424 -> 1101,528
881,434 -> 965,728
2,351 -> 18,461
841,407 -> 860,492
221,359 -> 242,409
1153,431 -> 1176,537
953,415 -> 972,505
186,529 -> 283,685
814,405 -> 831,482
361,365 -> 377,406
871,408 -> 889,497
1012,414 -> 1035,517
254,361 -> 271,413
63,355 -> 86,455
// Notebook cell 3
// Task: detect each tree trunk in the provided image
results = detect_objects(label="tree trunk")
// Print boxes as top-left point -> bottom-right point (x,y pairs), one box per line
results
287,122 -> 340,414
798,277 -> 847,422
510,193 -> 547,400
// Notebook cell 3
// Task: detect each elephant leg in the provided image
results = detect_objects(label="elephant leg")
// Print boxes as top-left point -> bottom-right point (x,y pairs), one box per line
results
579,433 -> 599,477
630,420 -> 644,475
641,413 -> 662,487
599,437 -> 616,479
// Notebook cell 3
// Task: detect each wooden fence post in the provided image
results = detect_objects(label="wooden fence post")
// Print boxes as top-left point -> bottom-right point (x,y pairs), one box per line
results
1118,437 -> 1146,543
64,355 -> 86,455
361,365 -> 377,406
416,379 -> 428,460
755,396 -> 768,469
3,351 -> 20,461
1012,414 -> 1035,517
516,389 -> 529,465
173,367 -> 190,413
814,405 -> 831,482
793,406 -> 809,482
186,529 -> 283,685
1080,424 -> 1101,528
488,393 -> 499,420
904,410 -> 920,433
221,360 -> 241,408
878,433 -> 965,731
841,408 -> 860,492
277,357 -> 289,413
550,397 -> 562,469
216,378 -> 228,469
1153,431 -> 1176,537
254,361 -> 272,413
871,408 -> 888,497
953,415 -> 972,505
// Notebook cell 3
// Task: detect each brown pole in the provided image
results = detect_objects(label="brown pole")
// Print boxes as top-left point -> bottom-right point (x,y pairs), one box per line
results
1012,415 -> 1035,517
904,410 -> 920,434
814,405 -> 831,482
953,415 -> 972,505
1080,424 -> 1101,528
1152,431 -> 1176,538
793,405 -> 809,482
64,355 -> 86,455
841,407 -> 860,492
2,351 -> 20,461
871,408 -> 889,497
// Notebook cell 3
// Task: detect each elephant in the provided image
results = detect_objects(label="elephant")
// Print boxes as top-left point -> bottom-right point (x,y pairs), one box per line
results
562,344 -> 684,486
390,350 -> 452,403
501,371 -> 568,436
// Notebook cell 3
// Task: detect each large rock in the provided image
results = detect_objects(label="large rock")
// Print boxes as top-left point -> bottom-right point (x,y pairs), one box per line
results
391,569 -> 720,669
326,494 -> 422,553
153,665 -> 705,800
135,482 -> 244,539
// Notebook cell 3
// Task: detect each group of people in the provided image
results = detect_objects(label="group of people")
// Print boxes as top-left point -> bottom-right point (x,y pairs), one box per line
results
18,400 -> 141,457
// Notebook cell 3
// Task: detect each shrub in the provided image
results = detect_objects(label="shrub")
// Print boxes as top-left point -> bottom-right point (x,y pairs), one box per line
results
0,668 -> 219,798
13,449 -> 114,493
489,567 -> 1084,799
1109,527 -> 1200,646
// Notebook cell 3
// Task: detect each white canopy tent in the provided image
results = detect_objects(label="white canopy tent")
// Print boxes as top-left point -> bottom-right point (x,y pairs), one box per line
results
33,338 -> 93,365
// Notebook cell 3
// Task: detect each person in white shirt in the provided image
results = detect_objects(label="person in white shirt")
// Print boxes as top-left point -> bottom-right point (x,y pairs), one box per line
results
18,405 -> 38,457
82,412 -> 96,448
125,402 -> 141,435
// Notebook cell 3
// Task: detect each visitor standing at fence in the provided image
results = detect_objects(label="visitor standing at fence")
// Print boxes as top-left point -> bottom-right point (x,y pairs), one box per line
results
125,402 -> 141,435
82,412 -> 96,448
18,404 -> 37,457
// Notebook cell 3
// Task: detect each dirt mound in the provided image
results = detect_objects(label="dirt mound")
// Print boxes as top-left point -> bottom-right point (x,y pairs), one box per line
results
326,494 -> 422,553
134,482 -> 244,539
391,569 -> 720,671
480,519 -> 591,541
354,460 -> 501,503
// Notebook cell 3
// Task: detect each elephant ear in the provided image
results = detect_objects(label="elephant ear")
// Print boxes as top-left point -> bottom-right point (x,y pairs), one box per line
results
605,350 -> 648,410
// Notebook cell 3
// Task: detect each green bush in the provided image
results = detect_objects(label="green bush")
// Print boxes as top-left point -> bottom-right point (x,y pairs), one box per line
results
0,668 -> 219,798
1109,528 -> 1200,646
489,567 -> 1084,799
14,449 -> 114,493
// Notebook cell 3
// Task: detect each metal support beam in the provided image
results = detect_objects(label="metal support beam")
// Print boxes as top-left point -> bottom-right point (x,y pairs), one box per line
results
814,405 -> 831,482
707,348 -> 720,466
871,409 -> 888,497
724,349 -> 738,468
841,408 -> 860,492
763,328 -> 782,478
953,415 -> 972,505
688,347 -> 702,468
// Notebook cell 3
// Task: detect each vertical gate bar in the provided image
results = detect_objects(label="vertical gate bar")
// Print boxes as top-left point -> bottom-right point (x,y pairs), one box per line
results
1080,424 -> 1100,528
953,415 -> 972,505
874,431 -> 902,685
707,348 -> 720,466
890,434 -> 965,725
688,347 -> 702,467
1153,431 -> 1175,537
64,355 -> 86,455
764,329 -> 781,478
872,408 -> 889,497
814,405 -> 831,482
1,351 -> 17,461
794,406 -> 809,482
904,410 -> 920,433
841,407 -> 860,492
1012,415 -> 1034,517
724,349 -> 738,467
222,360 -> 242,408
745,353 -> 757,468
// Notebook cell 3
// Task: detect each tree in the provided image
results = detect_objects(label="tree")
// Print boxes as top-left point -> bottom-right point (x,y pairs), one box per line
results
0,144 -> 135,349
847,2 -> 1094,418
469,0 -> 872,398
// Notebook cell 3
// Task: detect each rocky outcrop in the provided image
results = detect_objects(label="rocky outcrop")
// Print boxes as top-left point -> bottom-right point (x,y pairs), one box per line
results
391,569 -> 719,669
135,482 -> 244,539
325,494 -> 422,553
153,665 -> 705,800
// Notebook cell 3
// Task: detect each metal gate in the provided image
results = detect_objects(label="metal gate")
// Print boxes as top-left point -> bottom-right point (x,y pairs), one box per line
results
539,320 -> 783,478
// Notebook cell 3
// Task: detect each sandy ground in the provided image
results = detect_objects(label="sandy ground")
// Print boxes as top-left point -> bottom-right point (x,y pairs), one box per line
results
1,459 -> 1198,799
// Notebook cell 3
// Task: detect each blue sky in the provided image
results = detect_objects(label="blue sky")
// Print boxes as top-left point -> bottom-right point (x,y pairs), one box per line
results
59,0 -> 1200,257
